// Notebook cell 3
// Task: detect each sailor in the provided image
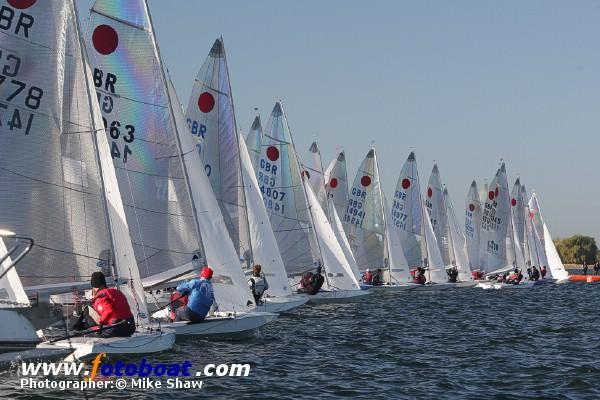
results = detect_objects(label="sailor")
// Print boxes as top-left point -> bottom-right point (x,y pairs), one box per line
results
413,267 -> 427,285
540,265 -> 547,279
248,264 -> 269,305
517,268 -> 524,283
173,266 -> 217,323
594,262 -> 600,276
372,269 -> 384,286
531,265 -> 540,281
507,269 -> 519,284
71,271 -> 136,337
582,261 -> 588,275
527,266 -> 533,280
298,266 -> 325,295
447,266 -> 458,283
362,268 -> 373,284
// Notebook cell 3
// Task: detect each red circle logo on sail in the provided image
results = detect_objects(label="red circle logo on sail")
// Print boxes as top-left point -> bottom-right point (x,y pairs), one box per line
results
198,92 -> 215,113
329,178 -> 338,188
488,191 -> 495,200
427,187 -> 433,198
92,25 -> 119,55
361,176 -> 371,187
7,0 -> 36,9
401,178 -> 411,190
469,203 -> 475,212
511,198 -> 517,206
266,146 -> 279,162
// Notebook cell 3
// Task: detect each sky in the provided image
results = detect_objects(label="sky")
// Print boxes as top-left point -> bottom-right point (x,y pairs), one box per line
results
81,0 -> 600,243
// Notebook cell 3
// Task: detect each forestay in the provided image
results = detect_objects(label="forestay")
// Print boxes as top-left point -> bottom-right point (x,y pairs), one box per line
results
345,149 -> 385,272
184,38 -> 251,267
479,163 -> 511,274
258,102 -> 316,275
391,152 -> 423,269
465,181 -> 482,271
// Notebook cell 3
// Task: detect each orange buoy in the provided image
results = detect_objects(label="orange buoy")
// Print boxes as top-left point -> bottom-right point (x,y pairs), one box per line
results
569,275 -> 600,282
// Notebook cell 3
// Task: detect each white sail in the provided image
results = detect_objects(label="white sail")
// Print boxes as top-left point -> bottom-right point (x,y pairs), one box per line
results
425,164 -> 452,266
303,181 -> 359,291
543,223 -> 569,280
324,151 -> 350,223
239,134 -> 292,297
184,38 -> 251,267
0,237 -> 30,308
258,102 -> 316,275
525,205 -> 547,272
479,163 -> 511,274
528,193 -> 546,248
0,0 -> 147,321
345,148 -> 386,272
391,152 -> 423,268
383,197 -> 412,283
465,180 -> 482,271
423,213 -> 447,283
305,142 -> 328,212
444,188 -> 471,281
246,115 -> 263,170
328,198 -> 361,281
510,178 -> 527,253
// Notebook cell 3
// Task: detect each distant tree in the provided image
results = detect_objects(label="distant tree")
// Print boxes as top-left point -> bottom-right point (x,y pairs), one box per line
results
554,235 -> 598,264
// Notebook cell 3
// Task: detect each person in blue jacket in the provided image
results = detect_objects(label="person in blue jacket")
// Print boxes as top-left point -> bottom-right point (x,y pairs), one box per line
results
173,266 -> 217,323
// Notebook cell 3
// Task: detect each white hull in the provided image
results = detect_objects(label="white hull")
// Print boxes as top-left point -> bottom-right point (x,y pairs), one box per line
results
0,310 -> 39,352
150,312 -> 278,337
362,283 -> 420,291
412,282 -> 456,291
0,329 -> 175,364
307,289 -> 372,304
478,281 -> 536,290
256,294 -> 308,313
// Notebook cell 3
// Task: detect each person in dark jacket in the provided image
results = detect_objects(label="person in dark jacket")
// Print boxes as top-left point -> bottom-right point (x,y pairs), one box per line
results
372,269 -> 384,286
71,271 -> 136,338
531,266 -> 540,281
298,266 -> 325,295
173,266 -> 217,323
582,262 -> 588,275
447,266 -> 458,283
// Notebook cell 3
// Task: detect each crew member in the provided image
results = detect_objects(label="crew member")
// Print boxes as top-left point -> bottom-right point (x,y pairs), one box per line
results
413,267 -> 426,285
372,269 -> 384,286
447,266 -> 458,283
362,269 -> 373,284
531,265 -> 540,281
173,266 -> 217,323
72,271 -> 136,337
298,266 -> 325,295
248,264 -> 269,305
540,265 -> 547,279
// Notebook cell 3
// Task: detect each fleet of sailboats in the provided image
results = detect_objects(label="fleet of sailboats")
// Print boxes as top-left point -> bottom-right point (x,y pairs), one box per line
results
0,0 -> 579,362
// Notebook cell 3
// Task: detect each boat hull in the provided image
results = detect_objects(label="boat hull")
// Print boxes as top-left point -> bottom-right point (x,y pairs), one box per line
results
412,282 -> 456,291
361,283 -> 420,291
151,312 -> 278,337
307,289 -> 372,304
0,310 -> 39,353
255,294 -> 308,313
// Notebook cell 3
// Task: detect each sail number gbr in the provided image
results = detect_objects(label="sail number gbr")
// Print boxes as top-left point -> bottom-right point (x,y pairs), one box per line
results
0,51 -> 43,136
94,68 -> 136,163
391,190 -> 409,230
258,158 -> 286,215
345,187 -> 366,226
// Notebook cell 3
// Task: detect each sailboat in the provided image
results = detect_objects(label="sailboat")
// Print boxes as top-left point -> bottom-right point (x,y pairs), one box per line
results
529,193 -> 569,282
258,102 -> 367,302
0,232 -> 38,351
345,149 -> 386,280
88,2 -> 276,335
425,164 -> 474,287
0,0 -> 175,360
183,38 -> 305,313
324,150 -> 351,225
465,181 -> 482,276
392,153 -> 453,289
304,142 -> 329,212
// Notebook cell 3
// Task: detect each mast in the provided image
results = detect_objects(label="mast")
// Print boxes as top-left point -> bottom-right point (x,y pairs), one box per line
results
144,0 -> 206,261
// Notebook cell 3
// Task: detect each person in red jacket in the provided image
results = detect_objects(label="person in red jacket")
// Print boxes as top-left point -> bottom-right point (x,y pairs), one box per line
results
71,272 -> 136,338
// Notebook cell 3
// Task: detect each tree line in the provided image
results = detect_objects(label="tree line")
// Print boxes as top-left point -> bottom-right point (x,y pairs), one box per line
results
553,235 -> 599,264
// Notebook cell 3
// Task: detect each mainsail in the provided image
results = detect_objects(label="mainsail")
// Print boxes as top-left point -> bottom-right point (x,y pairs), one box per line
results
305,142 -> 328,212
345,149 -> 386,272
324,151 -> 350,224
392,152 -> 423,268
465,180 -> 482,271
0,0 -> 147,320
444,188 -> 471,281
246,115 -> 263,170
510,178 -> 527,256
90,0 -> 253,312
479,163 -> 511,274
184,38 -> 251,267
425,164 -> 452,266
258,102 -> 316,275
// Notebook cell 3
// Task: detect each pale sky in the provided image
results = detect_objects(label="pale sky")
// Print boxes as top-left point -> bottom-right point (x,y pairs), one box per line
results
81,0 -> 600,243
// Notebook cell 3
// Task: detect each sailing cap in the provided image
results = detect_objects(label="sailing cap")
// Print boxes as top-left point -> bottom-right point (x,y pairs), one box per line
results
200,266 -> 213,280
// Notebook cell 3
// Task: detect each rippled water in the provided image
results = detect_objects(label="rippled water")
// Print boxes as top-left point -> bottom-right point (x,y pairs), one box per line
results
2,282 -> 600,399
